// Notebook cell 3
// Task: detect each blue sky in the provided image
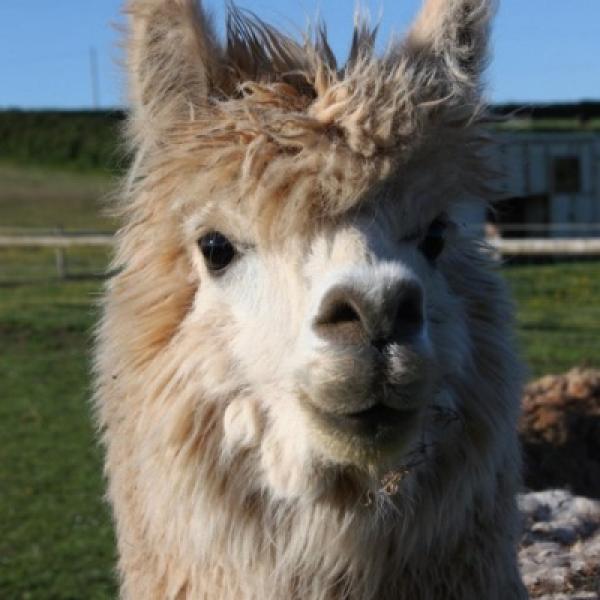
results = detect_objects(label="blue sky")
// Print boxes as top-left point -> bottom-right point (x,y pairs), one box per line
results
1,1 -> 599,109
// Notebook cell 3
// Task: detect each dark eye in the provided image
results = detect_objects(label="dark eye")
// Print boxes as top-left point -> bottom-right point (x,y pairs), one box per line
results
419,218 -> 447,261
198,231 -> 236,273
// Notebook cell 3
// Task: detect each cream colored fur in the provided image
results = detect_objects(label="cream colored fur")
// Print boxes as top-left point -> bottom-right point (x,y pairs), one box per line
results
94,1 -> 528,598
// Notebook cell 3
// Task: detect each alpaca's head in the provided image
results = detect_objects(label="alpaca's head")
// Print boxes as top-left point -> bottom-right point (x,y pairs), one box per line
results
109,0 -> 511,502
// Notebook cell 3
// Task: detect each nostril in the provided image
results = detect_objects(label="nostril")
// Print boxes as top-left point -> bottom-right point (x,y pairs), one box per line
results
371,338 -> 389,352
320,300 -> 361,326
313,281 -> 424,346
313,289 -> 367,345
394,286 -> 424,338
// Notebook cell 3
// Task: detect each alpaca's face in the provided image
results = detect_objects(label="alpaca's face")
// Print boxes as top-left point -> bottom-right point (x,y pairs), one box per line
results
115,0 -> 498,501
181,188 -> 468,497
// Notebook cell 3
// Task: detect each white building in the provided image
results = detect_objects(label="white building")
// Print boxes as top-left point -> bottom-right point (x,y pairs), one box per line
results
489,132 -> 600,238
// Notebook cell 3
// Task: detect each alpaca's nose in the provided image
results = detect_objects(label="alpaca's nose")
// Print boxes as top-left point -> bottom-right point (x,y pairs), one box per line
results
313,279 -> 424,348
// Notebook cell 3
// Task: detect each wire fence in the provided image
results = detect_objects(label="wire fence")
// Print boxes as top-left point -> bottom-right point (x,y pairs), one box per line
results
0,229 -> 112,282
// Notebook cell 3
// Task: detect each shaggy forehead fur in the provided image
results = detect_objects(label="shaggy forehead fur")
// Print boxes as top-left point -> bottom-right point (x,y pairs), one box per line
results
126,1 -> 493,236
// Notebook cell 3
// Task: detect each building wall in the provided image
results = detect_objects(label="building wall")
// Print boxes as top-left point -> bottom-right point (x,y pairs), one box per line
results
491,132 -> 600,238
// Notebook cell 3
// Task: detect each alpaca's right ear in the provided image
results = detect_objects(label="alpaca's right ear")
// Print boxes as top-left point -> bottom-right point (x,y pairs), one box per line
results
400,0 -> 494,106
126,0 -> 222,139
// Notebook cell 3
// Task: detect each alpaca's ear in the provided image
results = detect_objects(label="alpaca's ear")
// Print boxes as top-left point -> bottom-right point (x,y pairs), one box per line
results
126,0 -> 221,136
401,0 -> 494,102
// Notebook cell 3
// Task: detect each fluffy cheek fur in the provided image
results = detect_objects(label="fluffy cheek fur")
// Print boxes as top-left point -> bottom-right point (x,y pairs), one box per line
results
188,253 -> 315,498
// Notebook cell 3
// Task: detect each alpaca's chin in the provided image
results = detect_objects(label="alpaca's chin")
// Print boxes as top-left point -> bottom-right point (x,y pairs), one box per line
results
303,398 -> 424,468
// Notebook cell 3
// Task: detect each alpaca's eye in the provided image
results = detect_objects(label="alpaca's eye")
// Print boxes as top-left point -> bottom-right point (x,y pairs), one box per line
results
198,232 -> 236,272
419,218 -> 447,261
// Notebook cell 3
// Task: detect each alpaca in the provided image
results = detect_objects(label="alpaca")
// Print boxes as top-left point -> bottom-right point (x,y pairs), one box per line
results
94,0 -> 528,598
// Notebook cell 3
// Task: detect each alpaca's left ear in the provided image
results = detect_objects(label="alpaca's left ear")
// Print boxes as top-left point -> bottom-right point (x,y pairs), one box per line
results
126,0 -> 222,143
401,0 -> 495,103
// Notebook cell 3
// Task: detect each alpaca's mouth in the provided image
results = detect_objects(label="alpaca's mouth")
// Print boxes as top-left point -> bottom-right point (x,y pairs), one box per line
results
305,400 -> 420,442
324,404 -> 419,438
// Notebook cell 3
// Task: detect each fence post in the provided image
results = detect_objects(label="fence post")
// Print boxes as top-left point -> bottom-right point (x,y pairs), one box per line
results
54,227 -> 67,279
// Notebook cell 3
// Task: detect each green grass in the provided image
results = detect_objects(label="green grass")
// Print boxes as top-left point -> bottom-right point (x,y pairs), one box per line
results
0,163 -> 116,231
1,259 -> 598,599
504,260 -> 600,377
0,278 -> 117,599
0,246 -> 111,283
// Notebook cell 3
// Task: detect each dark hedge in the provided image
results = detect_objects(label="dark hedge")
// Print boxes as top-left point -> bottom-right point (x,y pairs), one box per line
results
0,110 -> 127,172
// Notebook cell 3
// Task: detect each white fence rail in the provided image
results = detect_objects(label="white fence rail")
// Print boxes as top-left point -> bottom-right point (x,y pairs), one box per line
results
0,234 -> 113,248
0,231 -> 112,279
3,233 -> 600,252
489,238 -> 600,256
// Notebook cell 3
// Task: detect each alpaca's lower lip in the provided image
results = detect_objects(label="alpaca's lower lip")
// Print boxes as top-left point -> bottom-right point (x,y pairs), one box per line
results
308,402 -> 419,440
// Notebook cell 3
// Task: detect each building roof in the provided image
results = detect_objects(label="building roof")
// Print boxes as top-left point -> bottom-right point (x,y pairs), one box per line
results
492,101 -> 600,132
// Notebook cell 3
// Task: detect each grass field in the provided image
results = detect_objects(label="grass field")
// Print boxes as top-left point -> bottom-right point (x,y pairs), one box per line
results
0,163 -> 116,231
0,279 -> 117,599
506,260 -> 600,376
2,262 -> 599,599
1,165 -> 599,598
